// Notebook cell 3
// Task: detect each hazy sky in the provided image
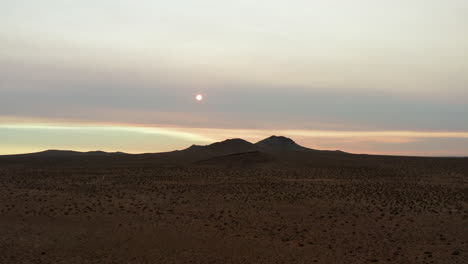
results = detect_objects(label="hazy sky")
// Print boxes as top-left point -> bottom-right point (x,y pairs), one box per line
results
1,0 -> 467,155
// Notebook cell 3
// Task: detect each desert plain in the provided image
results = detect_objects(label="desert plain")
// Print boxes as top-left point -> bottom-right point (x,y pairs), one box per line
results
0,137 -> 467,263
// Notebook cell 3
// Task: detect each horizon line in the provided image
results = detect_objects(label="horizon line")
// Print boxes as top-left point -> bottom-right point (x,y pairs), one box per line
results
2,122 -> 468,157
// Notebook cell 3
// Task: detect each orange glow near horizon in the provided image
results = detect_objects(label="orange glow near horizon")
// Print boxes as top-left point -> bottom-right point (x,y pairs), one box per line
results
1,119 -> 468,156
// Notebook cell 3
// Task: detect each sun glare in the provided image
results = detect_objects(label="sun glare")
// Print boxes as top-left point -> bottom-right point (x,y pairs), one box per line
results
196,94 -> 203,101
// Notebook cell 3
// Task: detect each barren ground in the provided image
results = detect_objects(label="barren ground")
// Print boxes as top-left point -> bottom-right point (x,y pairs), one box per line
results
0,155 -> 467,263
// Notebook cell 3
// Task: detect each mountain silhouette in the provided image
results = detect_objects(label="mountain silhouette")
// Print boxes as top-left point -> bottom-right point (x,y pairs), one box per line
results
9,149 -> 125,157
179,136 -> 318,159
184,135 -> 313,154
183,138 -> 257,157
255,135 -> 311,152
0,136 -> 349,167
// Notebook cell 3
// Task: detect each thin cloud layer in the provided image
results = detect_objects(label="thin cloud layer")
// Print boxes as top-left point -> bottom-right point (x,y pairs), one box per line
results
1,1 -> 467,155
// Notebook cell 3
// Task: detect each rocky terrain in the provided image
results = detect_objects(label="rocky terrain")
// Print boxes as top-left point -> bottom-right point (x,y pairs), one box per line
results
0,136 -> 467,263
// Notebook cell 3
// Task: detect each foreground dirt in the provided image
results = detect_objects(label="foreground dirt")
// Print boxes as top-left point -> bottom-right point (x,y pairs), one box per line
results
0,159 -> 467,263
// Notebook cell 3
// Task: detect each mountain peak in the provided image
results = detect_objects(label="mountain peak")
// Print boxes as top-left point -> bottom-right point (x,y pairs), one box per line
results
210,138 -> 252,147
182,138 -> 256,156
219,138 -> 250,143
265,135 -> 295,142
255,135 -> 309,151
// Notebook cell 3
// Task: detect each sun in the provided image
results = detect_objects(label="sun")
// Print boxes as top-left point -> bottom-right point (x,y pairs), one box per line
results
195,94 -> 203,101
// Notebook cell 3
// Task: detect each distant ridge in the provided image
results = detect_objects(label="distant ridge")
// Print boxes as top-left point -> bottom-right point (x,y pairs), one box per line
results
3,135 -> 465,169
0,136 -> 348,166
9,149 -> 125,157
1,136 -> 343,157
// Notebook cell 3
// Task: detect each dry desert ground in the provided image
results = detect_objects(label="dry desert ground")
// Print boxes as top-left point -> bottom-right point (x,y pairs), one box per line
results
0,140 -> 467,263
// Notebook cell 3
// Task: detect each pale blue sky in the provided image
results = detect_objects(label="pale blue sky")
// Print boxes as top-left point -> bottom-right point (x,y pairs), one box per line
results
1,0 -> 467,155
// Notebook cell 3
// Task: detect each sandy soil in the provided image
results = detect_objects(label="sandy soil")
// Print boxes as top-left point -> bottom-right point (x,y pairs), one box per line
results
0,155 -> 467,263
